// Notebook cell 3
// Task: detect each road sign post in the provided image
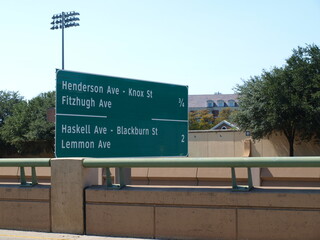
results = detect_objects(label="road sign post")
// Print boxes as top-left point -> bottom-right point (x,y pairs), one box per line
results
55,70 -> 188,158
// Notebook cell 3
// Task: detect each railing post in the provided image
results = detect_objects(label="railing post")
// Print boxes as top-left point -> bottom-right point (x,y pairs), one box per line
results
31,167 -> 38,185
231,167 -> 253,191
20,167 -> 27,186
119,168 -> 126,188
115,167 -> 131,188
247,167 -> 253,189
231,167 -> 237,189
251,167 -> 261,186
105,167 -> 113,187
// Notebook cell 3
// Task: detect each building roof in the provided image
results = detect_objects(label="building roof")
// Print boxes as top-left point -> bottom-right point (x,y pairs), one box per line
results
188,94 -> 238,108
211,120 -> 239,130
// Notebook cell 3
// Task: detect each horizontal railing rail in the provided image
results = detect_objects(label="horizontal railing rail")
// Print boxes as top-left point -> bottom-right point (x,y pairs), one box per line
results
0,158 -> 51,167
83,157 -> 320,168
0,158 -> 51,186
83,157 -> 320,191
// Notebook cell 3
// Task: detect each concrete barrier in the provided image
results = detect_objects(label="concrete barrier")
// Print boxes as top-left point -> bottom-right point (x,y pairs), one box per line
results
0,185 -> 50,231
85,186 -> 320,240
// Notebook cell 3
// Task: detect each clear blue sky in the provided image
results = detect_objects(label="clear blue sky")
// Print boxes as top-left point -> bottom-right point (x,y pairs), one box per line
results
1,0 -> 320,99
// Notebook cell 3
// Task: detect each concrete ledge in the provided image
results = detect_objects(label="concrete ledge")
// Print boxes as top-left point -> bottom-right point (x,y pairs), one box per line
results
0,184 -> 50,200
86,186 -> 320,209
261,167 -> 320,187
261,167 -> 320,179
131,168 -> 149,185
0,185 -> 50,231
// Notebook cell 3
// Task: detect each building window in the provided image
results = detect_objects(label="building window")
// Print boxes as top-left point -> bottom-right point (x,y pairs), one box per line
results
207,100 -> 214,108
228,100 -> 235,107
217,100 -> 224,107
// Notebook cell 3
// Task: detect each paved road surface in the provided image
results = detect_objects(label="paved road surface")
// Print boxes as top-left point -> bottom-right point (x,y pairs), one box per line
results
0,229 -> 153,240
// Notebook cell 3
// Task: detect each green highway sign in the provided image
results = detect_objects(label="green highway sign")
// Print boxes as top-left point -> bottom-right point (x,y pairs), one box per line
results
55,70 -> 188,158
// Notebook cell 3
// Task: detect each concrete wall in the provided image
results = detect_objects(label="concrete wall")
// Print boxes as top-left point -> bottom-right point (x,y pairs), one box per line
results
188,130 -> 320,157
0,185 -> 50,232
86,186 -> 320,240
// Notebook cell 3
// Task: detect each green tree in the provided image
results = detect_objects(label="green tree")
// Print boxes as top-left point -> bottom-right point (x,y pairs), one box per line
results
214,107 -> 237,126
1,91 -> 55,153
0,91 -> 24,128
0,91 -> 24,154
0,101 -> 29,151
189,108 -> 238,130
25,91 -> 55,143
189,110 -> 215,130
233,44 -> 320,156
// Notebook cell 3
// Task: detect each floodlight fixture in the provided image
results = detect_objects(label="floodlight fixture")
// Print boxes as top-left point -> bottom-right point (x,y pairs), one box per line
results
50,11 -> 80,69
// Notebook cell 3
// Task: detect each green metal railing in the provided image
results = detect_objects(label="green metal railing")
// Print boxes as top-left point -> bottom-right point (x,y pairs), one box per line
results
0,157 -> 319,190
83,157 -> 320,191
0,158 -> 51,186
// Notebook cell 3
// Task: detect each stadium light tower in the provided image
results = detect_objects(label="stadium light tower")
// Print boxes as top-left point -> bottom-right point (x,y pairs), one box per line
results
50,11 -> 80,69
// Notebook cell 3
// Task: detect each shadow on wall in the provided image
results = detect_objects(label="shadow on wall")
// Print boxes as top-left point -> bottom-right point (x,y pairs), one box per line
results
267,133 -> 320,157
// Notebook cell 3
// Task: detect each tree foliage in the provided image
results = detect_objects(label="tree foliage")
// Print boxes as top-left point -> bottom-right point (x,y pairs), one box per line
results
0,91 -> 55,153
0,91 -> 24,128
214,107 -> 236,125
25,91 -> 55,142
232,44 -> 320,156
189,108 -> 237,130
0,90 -> 24,154
189,110 -> 215,130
